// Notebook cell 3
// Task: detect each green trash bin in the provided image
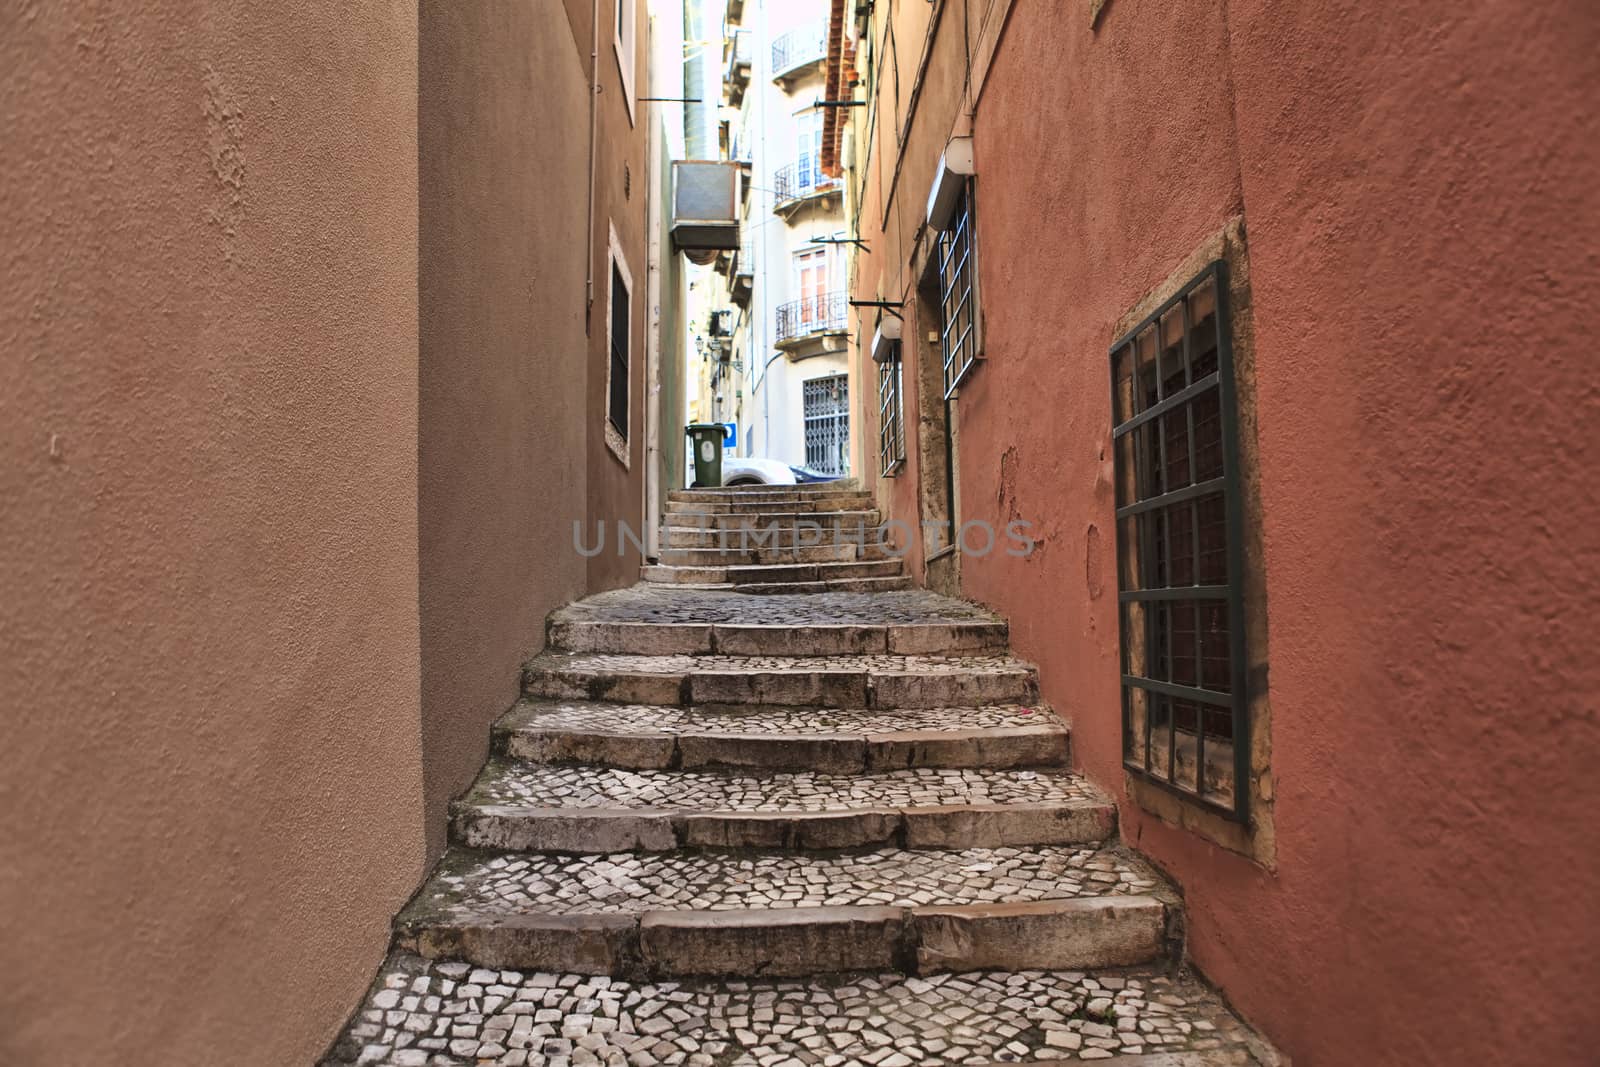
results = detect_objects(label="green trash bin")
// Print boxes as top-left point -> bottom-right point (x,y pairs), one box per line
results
685,423 -> 725,488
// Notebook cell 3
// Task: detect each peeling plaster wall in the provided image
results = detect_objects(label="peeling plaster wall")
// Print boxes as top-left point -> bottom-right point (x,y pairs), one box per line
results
0,2 -> 423,1064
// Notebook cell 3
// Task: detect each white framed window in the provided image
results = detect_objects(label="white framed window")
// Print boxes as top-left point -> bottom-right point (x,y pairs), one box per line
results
605,223 -> 633,467
937,180 -> 980,396
878,344 -> 904,476
793,247 -> 833,326
802,374 -> 849,477
613,0 -> 637,125
796,110 -> 824,190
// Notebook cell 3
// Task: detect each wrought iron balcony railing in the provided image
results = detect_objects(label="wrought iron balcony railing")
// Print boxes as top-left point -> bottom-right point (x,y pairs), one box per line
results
771,24 -> 827,78
772,161 -> 838,206
776,291 -> 848,344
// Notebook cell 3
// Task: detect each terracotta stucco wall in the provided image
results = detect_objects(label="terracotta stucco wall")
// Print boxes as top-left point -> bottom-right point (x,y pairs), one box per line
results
418,0 -> 594,859
861,0 -> 1600,1063
0,2 -> 423,1064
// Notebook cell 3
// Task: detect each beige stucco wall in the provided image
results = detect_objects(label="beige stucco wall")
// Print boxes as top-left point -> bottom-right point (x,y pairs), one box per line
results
418,0 -> 594,857
0,2 -> 424,1064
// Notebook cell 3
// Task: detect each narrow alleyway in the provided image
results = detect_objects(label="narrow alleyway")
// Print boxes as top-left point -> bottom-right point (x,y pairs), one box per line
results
325,484 -> 1268,1067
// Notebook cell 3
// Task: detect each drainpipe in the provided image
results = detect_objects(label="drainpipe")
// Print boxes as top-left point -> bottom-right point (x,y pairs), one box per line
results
643,18 -> 663,559
585,0 -> 601,321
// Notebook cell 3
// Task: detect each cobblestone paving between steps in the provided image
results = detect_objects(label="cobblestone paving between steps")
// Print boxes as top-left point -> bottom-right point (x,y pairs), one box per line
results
409,846 -> 1164,918
500,702 -> 1048,737
328,957 -> 1256,1067
466,764 -> 1102,813
330,529 -> 1267,1065
551,587 -> 999,626
527,653 -> 1029,676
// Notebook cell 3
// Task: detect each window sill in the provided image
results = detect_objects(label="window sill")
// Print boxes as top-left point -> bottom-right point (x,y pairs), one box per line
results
604,422 -> 631,469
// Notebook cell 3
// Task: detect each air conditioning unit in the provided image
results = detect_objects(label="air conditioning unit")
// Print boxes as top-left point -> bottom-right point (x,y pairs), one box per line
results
672,161 -> 741,262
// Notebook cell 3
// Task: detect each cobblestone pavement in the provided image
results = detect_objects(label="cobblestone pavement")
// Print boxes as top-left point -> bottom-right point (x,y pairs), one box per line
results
326,955 -> 1256,1066
327,478 -> 1266,1063
503,702 -> 1051,736
409,846 -> 1162,918
465,762 -> 1105,813
550,587 -> 1001,627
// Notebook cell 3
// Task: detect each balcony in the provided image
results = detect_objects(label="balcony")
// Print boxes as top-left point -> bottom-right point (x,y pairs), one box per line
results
723,31 -> 752,106
772,161 -> 841,217
731,239 -> 754,307
775,291 -> 848,358
771,23 -> 827,82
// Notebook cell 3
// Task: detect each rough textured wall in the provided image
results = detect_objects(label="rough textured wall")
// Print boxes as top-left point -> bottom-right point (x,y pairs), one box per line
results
0,2 -> 423,1064
418,0 -> 593,859
1202,1 -> 1600,1061
962,0 -> 1600,1064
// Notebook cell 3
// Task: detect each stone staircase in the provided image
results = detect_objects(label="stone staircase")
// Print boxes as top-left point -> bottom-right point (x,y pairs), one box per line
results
325,489 -> 1271,1066
642,481 -> 912,594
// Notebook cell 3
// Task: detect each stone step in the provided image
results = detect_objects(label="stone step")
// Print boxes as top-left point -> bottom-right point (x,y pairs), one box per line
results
521,651 -> 1039,708
659,543 -> 896,567
451,760 -> 1113,853
663,525 -> 886,548
494,701 -> 1067,771
640,559 -> 905,588
665,496 -> 875,515
671,478 -> 861,497
668,488 -> 874,506
730,574 -> 917,595
396,844 -> 1175,976
640,569 -> 915,595
328,953 -> 1263,1066
547,601 -> 1007,657
665,508 -> 882,530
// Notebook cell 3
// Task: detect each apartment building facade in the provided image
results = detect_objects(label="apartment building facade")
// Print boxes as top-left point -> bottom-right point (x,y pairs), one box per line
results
827,1 -> 1598,1064
714,0 -> 854,477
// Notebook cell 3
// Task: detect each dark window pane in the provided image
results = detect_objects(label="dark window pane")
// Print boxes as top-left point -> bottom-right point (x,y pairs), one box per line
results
1110,262 -> 1247,819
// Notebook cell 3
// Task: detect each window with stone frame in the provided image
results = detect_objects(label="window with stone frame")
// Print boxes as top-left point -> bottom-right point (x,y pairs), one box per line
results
1111,260 -> 1250,821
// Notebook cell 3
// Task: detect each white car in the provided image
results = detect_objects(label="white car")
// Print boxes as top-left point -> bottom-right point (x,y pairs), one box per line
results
712,457 -> 842,487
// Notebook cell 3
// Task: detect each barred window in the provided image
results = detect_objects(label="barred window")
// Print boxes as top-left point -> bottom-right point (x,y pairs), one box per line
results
803,374 -> 849,476
877,343 -> 904,476
1110,261 -> 1249,821
936,182 -> 978,396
